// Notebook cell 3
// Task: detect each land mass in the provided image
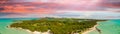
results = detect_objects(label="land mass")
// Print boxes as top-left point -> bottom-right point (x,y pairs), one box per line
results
10,17 -> 105,34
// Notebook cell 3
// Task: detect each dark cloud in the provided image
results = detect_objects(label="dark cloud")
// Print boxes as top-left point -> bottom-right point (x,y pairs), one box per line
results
101,0 -> 120,8
0,8 -> 4,10
0,13 -> 14,16
0,12 -> 24,17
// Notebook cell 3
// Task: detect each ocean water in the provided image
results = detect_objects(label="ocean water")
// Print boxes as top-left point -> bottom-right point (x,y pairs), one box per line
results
0,18 -> 36,34
89,19 -> 120,34
0,18 -> 120,34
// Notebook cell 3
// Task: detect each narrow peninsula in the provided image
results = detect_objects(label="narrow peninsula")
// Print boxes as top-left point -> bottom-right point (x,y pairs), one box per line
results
10,18 -> 104,34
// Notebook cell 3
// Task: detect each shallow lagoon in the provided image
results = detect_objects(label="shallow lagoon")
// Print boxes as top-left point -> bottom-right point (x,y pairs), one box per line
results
0,18 -> 36,34
89,20 -> 120,34
0,18 -> 120,34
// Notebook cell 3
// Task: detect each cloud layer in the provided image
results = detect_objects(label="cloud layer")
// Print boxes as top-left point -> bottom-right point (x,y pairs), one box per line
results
0,0 -> 120,19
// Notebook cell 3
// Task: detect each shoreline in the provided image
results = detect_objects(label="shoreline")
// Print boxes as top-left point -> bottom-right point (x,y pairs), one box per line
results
26,30 -> 50,34
26,24 -> 98,34
8,27 -> 49,34
8,24 -> 98,34
82,24 -> 98,34
8,26 -> 50,34
8,25 -> 98,34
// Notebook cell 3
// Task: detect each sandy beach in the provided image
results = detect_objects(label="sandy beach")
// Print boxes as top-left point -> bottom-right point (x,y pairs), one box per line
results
26,30 -> 50,34
8,24 -> 98,34
82,24 -> 98,34
8,27 -> 48,34
26,24 -> 98,34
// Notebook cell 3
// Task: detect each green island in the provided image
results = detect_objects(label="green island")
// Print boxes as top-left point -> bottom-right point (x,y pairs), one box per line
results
10,17 -> 105,34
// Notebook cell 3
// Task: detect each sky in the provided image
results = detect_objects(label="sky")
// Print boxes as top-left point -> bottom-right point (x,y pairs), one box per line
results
0,0 -> 120,19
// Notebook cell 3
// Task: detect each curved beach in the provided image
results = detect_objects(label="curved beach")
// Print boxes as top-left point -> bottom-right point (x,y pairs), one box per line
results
26,30 -> 50,34
82,24 -> 98,34
24,24 -> 98,34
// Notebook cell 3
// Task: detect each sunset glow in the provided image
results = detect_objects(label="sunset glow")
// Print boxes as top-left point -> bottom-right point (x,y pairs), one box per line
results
0,0 -> 120,19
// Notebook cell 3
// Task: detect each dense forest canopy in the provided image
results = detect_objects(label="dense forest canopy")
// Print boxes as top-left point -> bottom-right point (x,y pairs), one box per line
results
10,17 -> 104,34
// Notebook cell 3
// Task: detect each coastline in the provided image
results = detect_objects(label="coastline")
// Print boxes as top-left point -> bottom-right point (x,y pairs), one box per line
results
26,30 -> 50,34
8,25 -> 98,34
8,26 -> 50,34
8,24 -> 98,34
82,24 -> 98,34
8,18 -> 100,34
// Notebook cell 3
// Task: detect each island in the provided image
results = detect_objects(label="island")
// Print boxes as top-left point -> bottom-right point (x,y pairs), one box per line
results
9,17 -> 104,34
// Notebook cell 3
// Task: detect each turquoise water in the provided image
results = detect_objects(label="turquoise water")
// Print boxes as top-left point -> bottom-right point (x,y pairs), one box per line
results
89,19 -> 120,34
0,18 -> 36,34
0,18 -> 120,34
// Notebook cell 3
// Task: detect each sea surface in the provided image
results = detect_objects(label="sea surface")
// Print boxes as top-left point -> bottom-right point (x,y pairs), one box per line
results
0,18 -> 36,34
0,18 -> 120,34
89,19 -> 120,34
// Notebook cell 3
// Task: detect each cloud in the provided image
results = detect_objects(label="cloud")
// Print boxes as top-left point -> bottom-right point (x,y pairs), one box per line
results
0,0 -> 119,19
0,3 -> 59,14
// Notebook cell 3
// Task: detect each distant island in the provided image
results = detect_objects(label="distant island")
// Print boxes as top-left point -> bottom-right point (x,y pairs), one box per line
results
9,17 -> 105,34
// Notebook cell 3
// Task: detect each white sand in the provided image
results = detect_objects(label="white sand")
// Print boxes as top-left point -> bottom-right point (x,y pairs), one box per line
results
24,24 -> 97,34
82,24 -> 98,34
32,31 -> 50,34
32,31 -> 40,34
9,24 -> 97,34
26,30 -> 50,34
29,24 -> 98,34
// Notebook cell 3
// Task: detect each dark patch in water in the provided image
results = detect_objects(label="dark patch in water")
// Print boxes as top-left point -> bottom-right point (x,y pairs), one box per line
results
96,27 -> 101,34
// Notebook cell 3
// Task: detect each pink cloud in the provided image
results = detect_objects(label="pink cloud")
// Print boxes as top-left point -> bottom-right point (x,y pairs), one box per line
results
1,4 -> 58,14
